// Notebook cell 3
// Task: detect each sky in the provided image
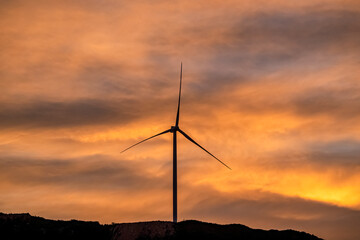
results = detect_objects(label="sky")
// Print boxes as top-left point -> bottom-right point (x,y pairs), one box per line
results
1,0 -> 360,239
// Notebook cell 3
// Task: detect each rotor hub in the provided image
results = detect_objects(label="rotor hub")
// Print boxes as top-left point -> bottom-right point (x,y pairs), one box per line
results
170,126 -> 179,132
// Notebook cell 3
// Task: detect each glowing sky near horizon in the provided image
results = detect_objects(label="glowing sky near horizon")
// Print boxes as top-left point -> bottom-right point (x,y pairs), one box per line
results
1,1 -> 360,240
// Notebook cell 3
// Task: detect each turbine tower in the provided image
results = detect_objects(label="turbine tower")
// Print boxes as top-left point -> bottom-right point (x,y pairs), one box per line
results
121,63 -> 231,223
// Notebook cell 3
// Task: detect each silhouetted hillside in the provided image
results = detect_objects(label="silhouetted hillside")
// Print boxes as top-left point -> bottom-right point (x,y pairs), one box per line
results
0,213 -> 109,240
0,213 -> 323,240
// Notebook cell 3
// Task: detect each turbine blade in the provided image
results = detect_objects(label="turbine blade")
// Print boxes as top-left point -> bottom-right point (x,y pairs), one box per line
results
178,129 -> 231,170
175,62 -> 182,127
121,129 -> 171,153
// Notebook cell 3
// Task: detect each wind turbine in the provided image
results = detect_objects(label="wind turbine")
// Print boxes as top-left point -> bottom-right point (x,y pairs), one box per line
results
121,63 -> 231,223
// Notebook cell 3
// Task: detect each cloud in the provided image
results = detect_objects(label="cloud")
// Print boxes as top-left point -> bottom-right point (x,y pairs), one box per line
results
0,99 -> 131,128
0,96 -> 180,129
291,86 -> 360,119
147,8 -> 360,77
0,154 -> 170,191
306,139 -> 360,166
185,188 -> 360,240
237,9 -> 360,51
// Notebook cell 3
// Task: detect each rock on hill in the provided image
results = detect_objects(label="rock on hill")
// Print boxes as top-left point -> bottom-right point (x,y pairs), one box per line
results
0,213 -> 322,240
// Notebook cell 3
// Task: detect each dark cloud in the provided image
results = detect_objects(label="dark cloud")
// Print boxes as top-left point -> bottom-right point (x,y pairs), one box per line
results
306,139 -> 360,166
218,9 -> 360,69
238,9 -> 360,50
255,139 -> 360,171
0,155 -> 170,191
0,99 -> 132,128
292,87 -> 360,119
0,96 -> 178,129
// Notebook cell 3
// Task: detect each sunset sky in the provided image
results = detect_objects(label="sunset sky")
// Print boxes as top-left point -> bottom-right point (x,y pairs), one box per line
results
1,1 -> 360,239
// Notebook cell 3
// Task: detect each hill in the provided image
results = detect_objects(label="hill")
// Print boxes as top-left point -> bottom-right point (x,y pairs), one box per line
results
0,213 -> 322,240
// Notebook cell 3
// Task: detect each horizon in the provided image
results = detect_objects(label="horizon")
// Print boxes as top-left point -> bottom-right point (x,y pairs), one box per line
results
1,1 -> 360,240
0,213 -> 323,240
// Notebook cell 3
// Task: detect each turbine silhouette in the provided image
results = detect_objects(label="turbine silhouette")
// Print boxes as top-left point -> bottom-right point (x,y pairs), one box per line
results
121,63 -> 231,223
